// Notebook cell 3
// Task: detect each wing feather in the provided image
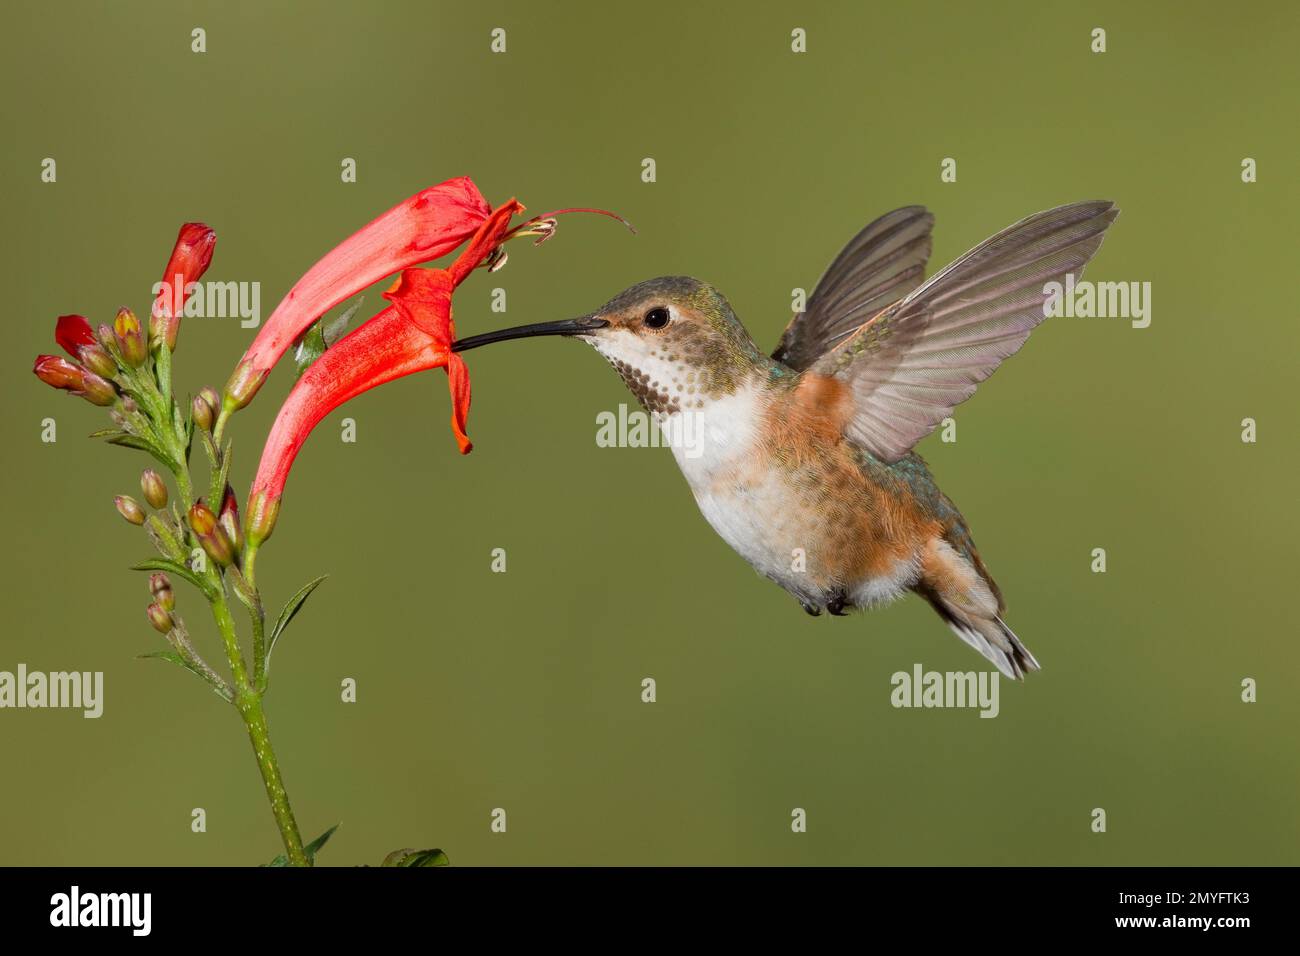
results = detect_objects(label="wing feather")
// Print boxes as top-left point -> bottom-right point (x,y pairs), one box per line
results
812,201 -> 1120,463
771,206 -> 934,371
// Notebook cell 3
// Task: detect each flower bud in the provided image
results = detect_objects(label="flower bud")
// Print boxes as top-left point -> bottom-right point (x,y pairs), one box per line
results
199,386 -> 220,416
189,501 -> 234,566
115,495 -> 145,525
78,343 -> 118,379
153,223 -> 217,351
78,369 -> 117,406
149,572 -> 175,611
113,307 -> 147,367
191,392 -> 215,432
141,469 -> 168,509
245,490 -> 280,546
55,314 -> 97,357
223,359 -> 268,412
219,485 -> 244,553
146,602 -> 174,634
33,355 -> 84,391
34,355 -> 118,407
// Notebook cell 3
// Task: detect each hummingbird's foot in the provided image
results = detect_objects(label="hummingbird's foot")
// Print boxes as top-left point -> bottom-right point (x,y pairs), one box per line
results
826,589 -> 851,616
800,601 -> 822,617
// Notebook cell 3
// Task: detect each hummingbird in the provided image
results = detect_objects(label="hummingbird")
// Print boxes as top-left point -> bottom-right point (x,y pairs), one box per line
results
453,201 -> 1119,678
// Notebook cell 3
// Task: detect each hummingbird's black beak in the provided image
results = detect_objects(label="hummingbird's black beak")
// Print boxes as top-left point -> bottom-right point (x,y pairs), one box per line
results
451,316 -> 608,353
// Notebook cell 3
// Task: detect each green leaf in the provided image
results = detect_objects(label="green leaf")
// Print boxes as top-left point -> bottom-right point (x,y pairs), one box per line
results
292,321 -> 329,380
325,297 -> 364,345
131,558 -> 218,600
265,574 -> 327,669
138,651 -> 233,703
105,431 -> 179,473
264,823 -> 340,867
199,429 -> 220,469
293,298 -> 363,379
144,515 -> 185,563
381,847 -> 450,867
210,438 -> 233,507
304,823 -> 340,858
227,565 -> 261,615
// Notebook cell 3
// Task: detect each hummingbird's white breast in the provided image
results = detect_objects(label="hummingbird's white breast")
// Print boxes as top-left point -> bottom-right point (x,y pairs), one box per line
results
661,379 -> 836,606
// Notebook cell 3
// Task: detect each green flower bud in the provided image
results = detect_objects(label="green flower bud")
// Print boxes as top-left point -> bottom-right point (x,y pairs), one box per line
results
148,572 -> 175,611
223,359 -> 268,412
246,491 -> 280,546
146,602 -> 174,634
140,469 -> 168,509
79,369 -> 117,406
114,495 -> 145,525
78,343 -> 118,379
191,393 -> 214,432
189,501 -> 233,566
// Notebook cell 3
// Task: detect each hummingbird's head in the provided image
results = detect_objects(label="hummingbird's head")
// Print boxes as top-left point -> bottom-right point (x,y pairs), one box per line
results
453,276 -> 763,415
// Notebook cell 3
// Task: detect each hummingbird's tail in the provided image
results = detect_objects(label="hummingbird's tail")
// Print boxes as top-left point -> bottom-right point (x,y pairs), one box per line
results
916,537 -> 1040,679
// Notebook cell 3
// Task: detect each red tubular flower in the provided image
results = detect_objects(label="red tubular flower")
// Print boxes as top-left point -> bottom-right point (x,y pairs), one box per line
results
223,176 -> 492,411
151,223 -> 217,350
245,200 -> 524,541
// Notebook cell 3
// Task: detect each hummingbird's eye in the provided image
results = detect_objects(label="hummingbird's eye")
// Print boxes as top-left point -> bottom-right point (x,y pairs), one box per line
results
644,307 -> 670,329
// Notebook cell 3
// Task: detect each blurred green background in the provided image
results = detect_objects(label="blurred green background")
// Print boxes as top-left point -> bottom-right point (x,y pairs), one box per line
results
1,0 -> 1296,866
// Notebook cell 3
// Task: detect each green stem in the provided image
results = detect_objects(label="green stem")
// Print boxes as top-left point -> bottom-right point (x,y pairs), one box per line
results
174,467 -> 194,510
211,592 -> 307,866
151,351 -> 307,866
250,589 -> 267,692
212,405 -> 231,449
237,693 -> 307,867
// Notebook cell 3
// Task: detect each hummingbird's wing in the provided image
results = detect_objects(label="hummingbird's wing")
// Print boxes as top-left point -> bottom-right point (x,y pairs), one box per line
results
771,206 -> 933,371
812,200 -> 1119,463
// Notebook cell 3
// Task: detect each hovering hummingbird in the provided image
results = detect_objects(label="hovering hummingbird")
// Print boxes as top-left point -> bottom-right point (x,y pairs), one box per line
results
453,201 -> 1118,678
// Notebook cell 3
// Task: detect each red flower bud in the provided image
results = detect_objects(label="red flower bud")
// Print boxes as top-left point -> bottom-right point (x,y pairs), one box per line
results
55,314 -> 97,357
152,223 -> 216,350
34,355 -> 85,391
33,355 -> 116,406
219,485 -> 243,553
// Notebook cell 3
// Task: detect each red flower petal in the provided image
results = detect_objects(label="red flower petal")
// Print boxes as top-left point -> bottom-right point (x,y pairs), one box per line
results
446,354 -> 472,454
227,177 -> 491,409
448,199 -> 525,285
382,268 -> 473,453
54,314 -> 96,358
249,297 -> 454,504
